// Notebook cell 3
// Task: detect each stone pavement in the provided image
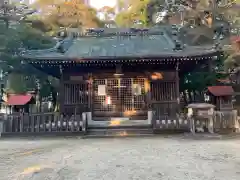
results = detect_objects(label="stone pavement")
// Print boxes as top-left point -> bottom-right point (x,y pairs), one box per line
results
183,133 -> 240,140
1,136 -> 240,180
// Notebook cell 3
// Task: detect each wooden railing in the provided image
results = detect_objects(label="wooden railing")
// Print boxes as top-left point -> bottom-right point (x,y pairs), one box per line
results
0,112 -> 87,134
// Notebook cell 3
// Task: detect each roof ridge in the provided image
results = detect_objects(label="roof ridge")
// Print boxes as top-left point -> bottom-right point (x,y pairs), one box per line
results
58,27 -> 167,38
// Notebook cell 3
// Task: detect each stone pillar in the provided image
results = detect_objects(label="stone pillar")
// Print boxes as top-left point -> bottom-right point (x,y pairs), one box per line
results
188,107 -> 195,134
233,110 -> 239,132
87,112 -> 92,121
190,116 -> 195,134
208,116 -> 214,133
82,112 -> 87,133
148,111 -> 152,125
208,108 -> 214,133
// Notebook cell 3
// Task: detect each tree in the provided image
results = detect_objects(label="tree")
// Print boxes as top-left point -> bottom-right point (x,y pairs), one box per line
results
5,73 -> 28,94
179,53 -> 227,104
146,0 -> 166,25
0,1 -> 36,28
215,3 -> 240,84
115,0 -> 151,27
32,0 -> 103,32
0,22 -> 55,93
223,37 -> 240,83
0,22 -> 59,111
100,6 -> 117,28
115,0 -> 186,27
99,6 -> 115,21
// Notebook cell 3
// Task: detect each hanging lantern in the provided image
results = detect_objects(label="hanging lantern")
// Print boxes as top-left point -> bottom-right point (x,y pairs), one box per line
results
151,72 -> 163,80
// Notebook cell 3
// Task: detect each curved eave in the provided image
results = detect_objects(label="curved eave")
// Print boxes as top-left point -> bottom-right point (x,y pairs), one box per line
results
23,49 -> 220,64
25,51 -> 220,79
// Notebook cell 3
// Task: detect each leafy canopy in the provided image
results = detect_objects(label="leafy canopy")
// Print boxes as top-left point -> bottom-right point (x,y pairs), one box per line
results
32,0 -> 103,32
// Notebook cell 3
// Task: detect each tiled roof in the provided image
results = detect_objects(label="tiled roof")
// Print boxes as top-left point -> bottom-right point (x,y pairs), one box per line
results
231,36 -> 240,42
179,26 -> 215,45
22,26 -> 218,60
4,94 -> 33,106
207,86 -> 234,96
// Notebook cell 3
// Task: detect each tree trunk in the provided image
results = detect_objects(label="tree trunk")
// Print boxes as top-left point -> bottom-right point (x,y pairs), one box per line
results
4,19 -> 9,29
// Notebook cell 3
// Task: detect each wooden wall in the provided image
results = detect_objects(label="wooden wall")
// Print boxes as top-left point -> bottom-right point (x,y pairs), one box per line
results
59,70 -> 179,119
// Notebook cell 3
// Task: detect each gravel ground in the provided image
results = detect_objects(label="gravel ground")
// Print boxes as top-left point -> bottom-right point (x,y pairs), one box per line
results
0,136 -> 240,180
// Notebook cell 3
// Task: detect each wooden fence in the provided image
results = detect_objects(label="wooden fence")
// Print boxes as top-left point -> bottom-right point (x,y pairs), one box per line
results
213,110 -> 239,132
0,112 -> 87,134
152,109 -> 240,133
1,110 -> 239,135
152,104 -> 190,131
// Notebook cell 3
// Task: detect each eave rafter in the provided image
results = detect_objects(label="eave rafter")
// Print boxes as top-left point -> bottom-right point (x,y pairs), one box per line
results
26,54 -> 218,65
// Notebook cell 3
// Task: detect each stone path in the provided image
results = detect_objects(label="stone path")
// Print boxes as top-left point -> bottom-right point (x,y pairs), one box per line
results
0,136 -> 240,180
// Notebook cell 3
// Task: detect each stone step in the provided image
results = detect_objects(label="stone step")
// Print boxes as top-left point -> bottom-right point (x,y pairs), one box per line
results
85,127 -> 154,138
88,124 -> 152,129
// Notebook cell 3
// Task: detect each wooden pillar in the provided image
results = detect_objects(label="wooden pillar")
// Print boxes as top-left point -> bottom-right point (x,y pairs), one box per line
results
88,73 -> 93,112
144,76 -> 151,110
208,57 -> 213,72
59,65 -> 64,114
175,62 -> 180,112
175,62 -> 180,129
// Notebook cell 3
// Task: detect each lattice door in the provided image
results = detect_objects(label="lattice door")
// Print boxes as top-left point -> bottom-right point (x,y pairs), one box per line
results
93,78 -> 147,117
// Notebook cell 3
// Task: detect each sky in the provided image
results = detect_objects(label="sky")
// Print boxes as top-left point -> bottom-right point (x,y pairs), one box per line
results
89,0 -> 117,9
